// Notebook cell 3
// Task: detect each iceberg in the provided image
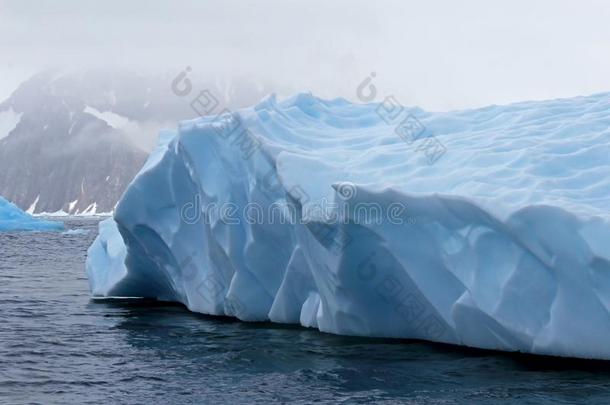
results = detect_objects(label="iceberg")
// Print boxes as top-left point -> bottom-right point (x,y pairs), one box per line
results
86,93 -> 610,360
0,196 -> 64,231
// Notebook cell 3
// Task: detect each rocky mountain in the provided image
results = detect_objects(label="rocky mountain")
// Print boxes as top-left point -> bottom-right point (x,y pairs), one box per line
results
0,69 -> 271,214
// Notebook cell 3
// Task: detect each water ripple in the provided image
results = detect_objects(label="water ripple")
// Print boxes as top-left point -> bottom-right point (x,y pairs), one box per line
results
1,219 -> 610,404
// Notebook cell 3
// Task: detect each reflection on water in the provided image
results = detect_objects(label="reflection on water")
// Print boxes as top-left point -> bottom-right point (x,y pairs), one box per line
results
1,218 -> 610,404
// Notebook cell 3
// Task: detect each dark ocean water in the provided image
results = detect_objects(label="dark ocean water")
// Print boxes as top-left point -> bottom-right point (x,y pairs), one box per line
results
1,218 -> 610,404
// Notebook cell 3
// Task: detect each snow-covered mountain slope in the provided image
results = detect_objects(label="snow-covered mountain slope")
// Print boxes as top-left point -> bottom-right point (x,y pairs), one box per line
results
0,107 -> 21,141
0,196 -> 63,231
0,69 -> 272,215
87,92 -> 610,359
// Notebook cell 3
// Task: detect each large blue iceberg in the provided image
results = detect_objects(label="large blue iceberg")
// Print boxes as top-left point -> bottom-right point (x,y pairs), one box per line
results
0,196 -> 63,232
87,93 -> 610,360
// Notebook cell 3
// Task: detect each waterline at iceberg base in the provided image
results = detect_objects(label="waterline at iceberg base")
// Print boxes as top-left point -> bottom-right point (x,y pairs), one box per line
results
86,93 -> 610,360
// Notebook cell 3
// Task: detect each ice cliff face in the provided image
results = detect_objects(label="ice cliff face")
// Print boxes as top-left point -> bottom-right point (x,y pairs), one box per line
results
0,196 -> 63,231
87,92 -> 610,360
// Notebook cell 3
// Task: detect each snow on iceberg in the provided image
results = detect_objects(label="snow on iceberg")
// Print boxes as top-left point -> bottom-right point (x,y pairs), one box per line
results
0,196 -> 64,231
86,92 -> 610,360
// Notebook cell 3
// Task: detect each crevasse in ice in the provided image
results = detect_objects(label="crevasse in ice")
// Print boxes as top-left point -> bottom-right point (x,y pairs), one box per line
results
87,93 -> 610,360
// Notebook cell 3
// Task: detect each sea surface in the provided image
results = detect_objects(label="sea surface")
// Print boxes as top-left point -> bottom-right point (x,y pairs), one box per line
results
1,218 -> 610,404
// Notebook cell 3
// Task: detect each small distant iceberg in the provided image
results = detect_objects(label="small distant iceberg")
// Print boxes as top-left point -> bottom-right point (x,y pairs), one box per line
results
0,196 -> 64,232
62,228 -> 90,236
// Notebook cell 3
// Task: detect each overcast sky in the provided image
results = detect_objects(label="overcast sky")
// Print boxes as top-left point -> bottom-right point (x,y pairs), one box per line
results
2,0 -> 610,110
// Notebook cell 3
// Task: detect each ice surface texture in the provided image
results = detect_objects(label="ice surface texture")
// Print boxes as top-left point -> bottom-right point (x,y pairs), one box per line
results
0,196 -> 63,231
87,93 -> 610,359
